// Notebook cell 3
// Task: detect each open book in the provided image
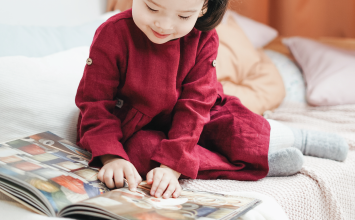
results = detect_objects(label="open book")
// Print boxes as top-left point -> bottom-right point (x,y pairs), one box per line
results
0,131 -> 261,219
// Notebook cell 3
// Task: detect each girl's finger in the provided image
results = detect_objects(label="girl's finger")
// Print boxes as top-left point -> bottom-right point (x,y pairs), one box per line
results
103,169 -> 115,189
162,182 -> 176,199
113,169 -> 124,188
150,170 -> 163,196
155,174 -> 170,198
134,169 -> 142,186
97,168 -> 105,182
146,170 -> 154,184
124,167 -> 137,191
173,184 -> 182,198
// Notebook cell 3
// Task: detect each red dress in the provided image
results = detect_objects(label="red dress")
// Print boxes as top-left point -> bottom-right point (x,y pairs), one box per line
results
75,9 -> 270,181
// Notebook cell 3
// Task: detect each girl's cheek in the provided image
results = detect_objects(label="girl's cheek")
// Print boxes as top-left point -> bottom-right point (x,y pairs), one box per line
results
144,14 -> 157,28
180,22 -> 197,37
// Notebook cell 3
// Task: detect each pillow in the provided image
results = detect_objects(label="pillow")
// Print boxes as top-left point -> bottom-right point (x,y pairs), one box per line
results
263,37 -> 295,61
264,36 -> 355,61
0,47 -> 89,143
100,10 -> 121,21
0,11 -> 120,58
283,37 -> 355,106
222,10 -> 278,48
264,49 -> 307,103
216,15 -> 285,115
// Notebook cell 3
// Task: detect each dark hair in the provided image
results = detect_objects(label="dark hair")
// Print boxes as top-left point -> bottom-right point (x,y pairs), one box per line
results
195,0 -> 229,32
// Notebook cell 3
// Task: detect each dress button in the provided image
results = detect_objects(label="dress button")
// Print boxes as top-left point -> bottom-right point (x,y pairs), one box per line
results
86,58 -> 93,65
212,60 -> 217,67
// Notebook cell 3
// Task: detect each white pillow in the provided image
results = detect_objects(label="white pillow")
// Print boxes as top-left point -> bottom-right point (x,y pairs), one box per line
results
283,37 -> 355,106
0,47 -> 89,143
264,49 -> 307,103
222,10 -> 278,48
100,10 -> 121,21
0,11 -> 121,58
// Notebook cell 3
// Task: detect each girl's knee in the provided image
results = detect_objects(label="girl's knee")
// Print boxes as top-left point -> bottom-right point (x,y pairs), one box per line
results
124,130 -> 166,177
125,130 -> 165,154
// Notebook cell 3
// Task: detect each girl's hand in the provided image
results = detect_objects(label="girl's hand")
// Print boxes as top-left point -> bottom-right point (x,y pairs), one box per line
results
98,155 -> 142,191
146,165 -> 181,199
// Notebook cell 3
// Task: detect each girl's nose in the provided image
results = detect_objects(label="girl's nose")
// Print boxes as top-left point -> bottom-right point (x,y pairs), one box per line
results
154,20 -> 173,33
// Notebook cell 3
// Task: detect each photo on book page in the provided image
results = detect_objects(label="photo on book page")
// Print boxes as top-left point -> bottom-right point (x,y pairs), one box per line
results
0,131 -> 109,213
60,181 -> 260,220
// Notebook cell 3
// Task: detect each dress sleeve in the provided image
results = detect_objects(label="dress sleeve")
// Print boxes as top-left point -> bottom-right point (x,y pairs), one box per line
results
151,30 -> 219,179
75,21 -> 129,167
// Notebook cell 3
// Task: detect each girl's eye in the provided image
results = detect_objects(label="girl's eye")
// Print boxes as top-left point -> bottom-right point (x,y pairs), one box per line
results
146,4 -> 158,12
179,16 -> 190,20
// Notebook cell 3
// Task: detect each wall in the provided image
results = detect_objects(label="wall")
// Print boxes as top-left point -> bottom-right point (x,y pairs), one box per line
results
228,0 -> 355,38
0,0 -> 107,26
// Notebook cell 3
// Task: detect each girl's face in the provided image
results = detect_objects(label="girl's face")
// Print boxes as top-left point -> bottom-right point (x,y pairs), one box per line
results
132,0 -> 205,44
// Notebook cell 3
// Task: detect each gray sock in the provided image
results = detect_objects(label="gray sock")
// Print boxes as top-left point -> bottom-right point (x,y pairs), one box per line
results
291,128 -> 349,162
267,148 -> 304,177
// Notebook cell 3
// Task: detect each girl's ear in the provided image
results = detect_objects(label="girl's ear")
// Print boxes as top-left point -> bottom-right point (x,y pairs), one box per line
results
199,7 -> 207,17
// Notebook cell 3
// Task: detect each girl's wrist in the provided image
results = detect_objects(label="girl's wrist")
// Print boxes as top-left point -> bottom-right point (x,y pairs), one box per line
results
100,154 -> 122,165
160,164 -> 181,179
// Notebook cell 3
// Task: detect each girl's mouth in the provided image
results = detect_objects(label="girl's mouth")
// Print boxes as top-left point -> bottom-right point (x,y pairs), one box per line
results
152,28 -> 171,39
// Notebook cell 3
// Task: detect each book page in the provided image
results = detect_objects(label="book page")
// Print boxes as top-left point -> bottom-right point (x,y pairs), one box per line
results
61,182 -> 260,220
0,131 -> 109,213
0,187 -> 47,216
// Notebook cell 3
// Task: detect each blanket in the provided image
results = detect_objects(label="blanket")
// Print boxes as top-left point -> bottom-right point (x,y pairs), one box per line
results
264,102 -> 355,150
181,151 -> 355,220
181,102 -> 355,220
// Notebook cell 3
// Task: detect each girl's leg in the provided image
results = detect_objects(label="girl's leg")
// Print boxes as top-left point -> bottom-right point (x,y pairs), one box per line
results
266,119 -> 349,177
198,95 -> 270,180
290,126 -> 348,161
267,119 -> 304,177
124,130 -> 164,177
197,96 -> 302,178
125,129 -> 266,181
268,119 -> 348,161
267,148 -> 304,177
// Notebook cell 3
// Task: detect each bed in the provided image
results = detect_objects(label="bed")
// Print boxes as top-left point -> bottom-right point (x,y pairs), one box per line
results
178,33 -> 355,219
1,2 -> 355,220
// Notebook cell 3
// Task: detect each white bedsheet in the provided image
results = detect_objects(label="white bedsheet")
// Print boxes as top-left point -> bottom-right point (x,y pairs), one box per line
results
227,191 -> 289,220
0,200 -> 71,220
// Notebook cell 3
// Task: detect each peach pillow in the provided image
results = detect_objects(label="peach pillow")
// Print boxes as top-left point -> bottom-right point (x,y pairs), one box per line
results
283,37 -> 355,106
222,10 -> 278,48
216,14 -> 285,115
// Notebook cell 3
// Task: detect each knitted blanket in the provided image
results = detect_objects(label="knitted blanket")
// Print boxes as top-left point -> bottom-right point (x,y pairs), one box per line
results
181,102 -> 355,220
181,151 -> 355,220
265,102 -> 355,150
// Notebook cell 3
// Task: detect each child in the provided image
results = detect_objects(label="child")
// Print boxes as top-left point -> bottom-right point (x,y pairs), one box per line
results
75,0 -> 349,200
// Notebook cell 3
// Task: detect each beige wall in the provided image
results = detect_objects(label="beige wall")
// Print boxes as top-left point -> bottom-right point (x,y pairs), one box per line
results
229,0 -> 355,38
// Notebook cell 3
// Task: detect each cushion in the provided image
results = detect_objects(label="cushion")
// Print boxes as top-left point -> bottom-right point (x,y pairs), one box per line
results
0,47 -> 89,144
216,14 -> 285,115
263,37 -> 295,61
0,11 -> 120,58
283,37 -> 355,106
222,10 -> 278,48
264,36 -> 355,61
264,50 -> 306,103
